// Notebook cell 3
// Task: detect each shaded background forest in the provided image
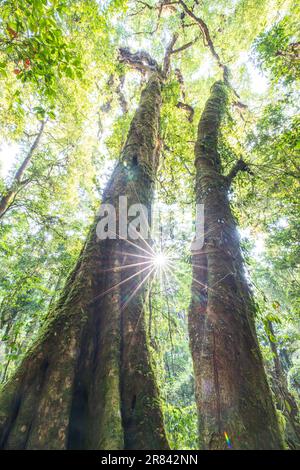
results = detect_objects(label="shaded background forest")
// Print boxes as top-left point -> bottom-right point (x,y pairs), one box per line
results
0,0 -> 299,448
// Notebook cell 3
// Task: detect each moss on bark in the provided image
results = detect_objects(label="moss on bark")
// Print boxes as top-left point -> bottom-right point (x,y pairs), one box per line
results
189,82 -> 284,449
0,73 -> 168,450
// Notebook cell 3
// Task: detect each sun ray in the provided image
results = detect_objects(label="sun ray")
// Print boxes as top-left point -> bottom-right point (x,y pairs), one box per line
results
104,228 -> 154,257
98,259 -> 153,273
89,263 -> 153,305
113,250 -> 154,260
190,263 -> 209,270
166,261 -> 246,311
121,265 -> 156,312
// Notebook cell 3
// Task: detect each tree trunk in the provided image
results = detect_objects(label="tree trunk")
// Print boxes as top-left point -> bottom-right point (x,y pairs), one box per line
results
267,321 -> 300,449
0,120 -> 45,220
189,81 -> 283,449
0,73 -> 169,450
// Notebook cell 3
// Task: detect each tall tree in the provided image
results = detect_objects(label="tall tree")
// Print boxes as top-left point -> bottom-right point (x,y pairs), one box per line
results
0,36 -> 180,449
0,120 -> 45,219
188,81 -> 283,449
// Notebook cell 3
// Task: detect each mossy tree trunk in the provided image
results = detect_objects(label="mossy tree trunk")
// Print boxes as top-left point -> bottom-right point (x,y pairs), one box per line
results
0,73 -> 169,450
267,321 -> 300,449
189,81 -> 283,449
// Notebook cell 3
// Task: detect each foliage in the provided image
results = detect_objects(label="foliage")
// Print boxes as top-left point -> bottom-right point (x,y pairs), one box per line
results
254,3 -> 300,85
0,0 -> 299,449
0,0 -> 82,99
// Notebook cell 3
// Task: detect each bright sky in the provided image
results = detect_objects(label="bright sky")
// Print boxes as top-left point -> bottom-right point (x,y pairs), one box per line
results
190,53 -> 269,105
0,141 -> 20,179
249,64 -> 268,94
240,227 -> 266,256
237,51 -> 269,94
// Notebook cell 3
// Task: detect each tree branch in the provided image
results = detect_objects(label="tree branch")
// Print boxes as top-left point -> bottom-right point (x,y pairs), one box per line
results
174,68 -> 194,121
276,42 -> 300,60
116,75 -> 128,114
171,35 -> 200,54
16,119 -> 46,184
226,159 -> 253,186
119,33 -> 179,79
118,47 -> 159,74
175,68 -> 185,99
178,1 -> 229,78
176,101 -> 194,122
177,0 -> 247,108
162,33 -> 179,76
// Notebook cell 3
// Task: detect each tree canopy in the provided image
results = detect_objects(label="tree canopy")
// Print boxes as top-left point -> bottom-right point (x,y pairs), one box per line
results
0,0 -> 299,450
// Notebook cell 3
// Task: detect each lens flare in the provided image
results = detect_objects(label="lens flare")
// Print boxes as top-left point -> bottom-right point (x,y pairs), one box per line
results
152,252 -> 168,268
224,431 -> 232,449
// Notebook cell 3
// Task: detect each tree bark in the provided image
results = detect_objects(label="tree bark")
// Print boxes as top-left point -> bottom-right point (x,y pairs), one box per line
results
0,73 -> 169,450
189,81 -> 283,449
267,321 -> 300,449
0,120 -> 45,220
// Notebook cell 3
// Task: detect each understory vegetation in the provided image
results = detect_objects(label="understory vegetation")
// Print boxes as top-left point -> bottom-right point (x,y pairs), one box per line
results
0,0 -> 299,450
